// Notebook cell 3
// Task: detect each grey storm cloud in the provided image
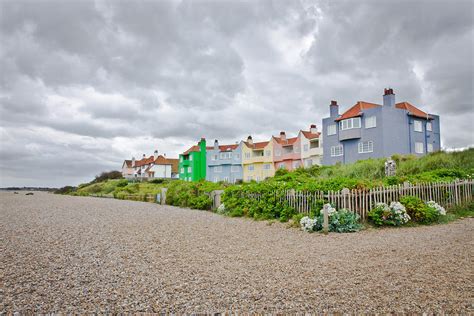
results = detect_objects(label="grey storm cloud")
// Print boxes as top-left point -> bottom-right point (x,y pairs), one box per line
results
0,0 -> 473,187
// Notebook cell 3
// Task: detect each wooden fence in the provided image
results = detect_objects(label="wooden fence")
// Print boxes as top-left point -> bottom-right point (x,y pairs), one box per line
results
231,180 -> 474,220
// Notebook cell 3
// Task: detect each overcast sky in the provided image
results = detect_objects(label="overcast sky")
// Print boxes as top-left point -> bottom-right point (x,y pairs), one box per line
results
0,0 -> 473,187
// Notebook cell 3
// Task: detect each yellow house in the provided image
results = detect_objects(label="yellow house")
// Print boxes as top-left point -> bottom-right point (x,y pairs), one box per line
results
241,136 -> 275,182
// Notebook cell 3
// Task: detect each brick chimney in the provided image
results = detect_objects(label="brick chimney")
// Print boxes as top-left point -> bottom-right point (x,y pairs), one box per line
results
383,88 -> 395,107
154,150 -> 158,160
280,131 -> 286,141
247,135 -> 253,145
214,139 -> 219,150
310,124 -> 318,134
132,156 -> 135,167
330,100 -> 339,117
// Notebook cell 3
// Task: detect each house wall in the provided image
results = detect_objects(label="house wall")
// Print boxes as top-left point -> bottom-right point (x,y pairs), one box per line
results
150,164 -> 172,178
179,139 -> 207,181
300,133 -> 322,167
272,137 -> 303,171
242,142 -> 275,181
322,102 -> 442,165
206,143 -> 243,183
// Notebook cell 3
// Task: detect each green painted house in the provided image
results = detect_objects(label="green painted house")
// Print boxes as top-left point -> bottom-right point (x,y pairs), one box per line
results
179,138 -> 207,181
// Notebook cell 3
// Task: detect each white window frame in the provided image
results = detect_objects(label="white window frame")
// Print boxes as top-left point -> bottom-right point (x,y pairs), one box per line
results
245,152 -> 251,159
292,161 -> 300,169
214,177 -> 219,182
265,150 -> 271,157
247,176 -> 252,182
365,116 -> 376,129
303,144 -> 309,152
327,124 -> 337,136
305,160 -> 312,167
426,122 -> 432,132
279,164 -> 285,169
187,167 -> 192,173
330,145 -> 343,157
414,120 -> 423,132
340,117 -> 361,130
427,143 -> 434,153
189,155 -> 193,161
415,142 -> 424,154
248,165 -> 254,171
263,164 -> 271,170
223,177 -> 229,183
234,153 -> 240,159
214,166 -> 222,173
180,167 -> 184,173
358,141 -> 374,153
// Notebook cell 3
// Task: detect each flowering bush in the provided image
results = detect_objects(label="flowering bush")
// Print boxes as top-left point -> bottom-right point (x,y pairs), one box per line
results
368,202 -> 411,226
327,208 -> 363,233
300,205 -> 362,233
400,196 -> 439,223
426,200 -> 446,216
300,216 -> 318,232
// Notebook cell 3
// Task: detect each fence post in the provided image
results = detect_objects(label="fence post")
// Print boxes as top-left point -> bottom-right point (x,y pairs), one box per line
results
160,188 -> 168,205
341,188 -> 350,210
323,204 -> 329,235
211,190 -> 224,211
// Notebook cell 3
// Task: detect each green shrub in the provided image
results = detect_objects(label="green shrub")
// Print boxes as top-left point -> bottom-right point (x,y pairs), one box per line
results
326,209 -> 362,233
400,196 -> 439,224
368,202 -> 411,226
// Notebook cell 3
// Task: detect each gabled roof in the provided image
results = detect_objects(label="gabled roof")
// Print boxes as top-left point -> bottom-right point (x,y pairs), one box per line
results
395,102 -> 432,119
209,144 -> 239,152
335,101 -> 381,121
300,130 -> 320,140
273,135 -> 298,146
154,155 -> 179,173
183,145 -> 201,155
243,140 -> 269,150
135,156 -> 155,167
123,160 -> 132,168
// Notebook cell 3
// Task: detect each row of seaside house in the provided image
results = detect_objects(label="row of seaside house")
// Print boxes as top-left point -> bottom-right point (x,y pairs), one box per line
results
122,89 -> 441,183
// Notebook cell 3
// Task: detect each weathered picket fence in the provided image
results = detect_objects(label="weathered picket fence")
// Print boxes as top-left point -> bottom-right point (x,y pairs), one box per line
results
219,179 -> 474,220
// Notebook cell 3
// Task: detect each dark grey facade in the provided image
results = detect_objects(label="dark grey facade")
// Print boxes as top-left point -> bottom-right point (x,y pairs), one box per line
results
322,89 -> 441,165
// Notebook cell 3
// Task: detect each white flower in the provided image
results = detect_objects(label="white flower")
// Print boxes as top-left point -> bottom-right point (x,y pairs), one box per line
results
217,203 -> 226,214
321,204 -> 336,217
300,216 -> 317,232
427,201 -> 446,216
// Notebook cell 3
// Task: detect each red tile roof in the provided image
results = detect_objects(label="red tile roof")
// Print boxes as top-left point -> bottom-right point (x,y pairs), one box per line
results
213,144 -> 239,151
123,160 -> 132,168
135,156 -> 155,167
335,100 -> 432,121
154,155 -> 179,173
273,135 -> 298,146
335,101 -> 381,121
244,140 -> 269,150
300,130 -> 320,140
395,102 -> 432,119
183,145 -> 201,155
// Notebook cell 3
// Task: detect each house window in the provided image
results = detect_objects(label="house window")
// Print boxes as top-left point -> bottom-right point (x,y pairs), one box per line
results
365,116 -> 376,128
248,165 -> 254,171
223,177 -> 229,182
331,145 -> 343,157
265,150 -> 271,156
279,164 -> 286,169
211,154 -> 217,161
256,176 -> 260,182
263,164 -> 271,170
415,142 -> 424,154
310,140 -> 319,149
340,117 -> 361,130
214,166 -> 222,173
275,150 -> 281,156
305,160 -> 312,167
327,124 -> 337,136
247,176 -> 252,182
414,120 -> 423,132
220,152 -> 232,159
358,141 -> 374,153
231,165 -> 240,172
427,143 -> 434,153
427,122 -> 432,132
189,155 -> 193,161
187,167 -> 192,173
294,146 -> 300,153
292,161 -> 300,169
234,153 -> 240,159
303,144 -> 309,152
180,167 -> 184,173
245,153 -> 251,159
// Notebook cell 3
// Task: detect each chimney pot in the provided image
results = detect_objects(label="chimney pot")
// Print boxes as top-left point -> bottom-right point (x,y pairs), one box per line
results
330,100 -> 337,106
330,100 -> 339,117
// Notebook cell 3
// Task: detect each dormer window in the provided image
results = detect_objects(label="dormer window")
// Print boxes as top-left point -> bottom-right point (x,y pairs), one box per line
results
340,117 -> 361,130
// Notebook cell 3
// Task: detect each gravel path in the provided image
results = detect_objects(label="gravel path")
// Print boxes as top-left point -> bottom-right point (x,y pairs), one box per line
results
1,192 -> 473,313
